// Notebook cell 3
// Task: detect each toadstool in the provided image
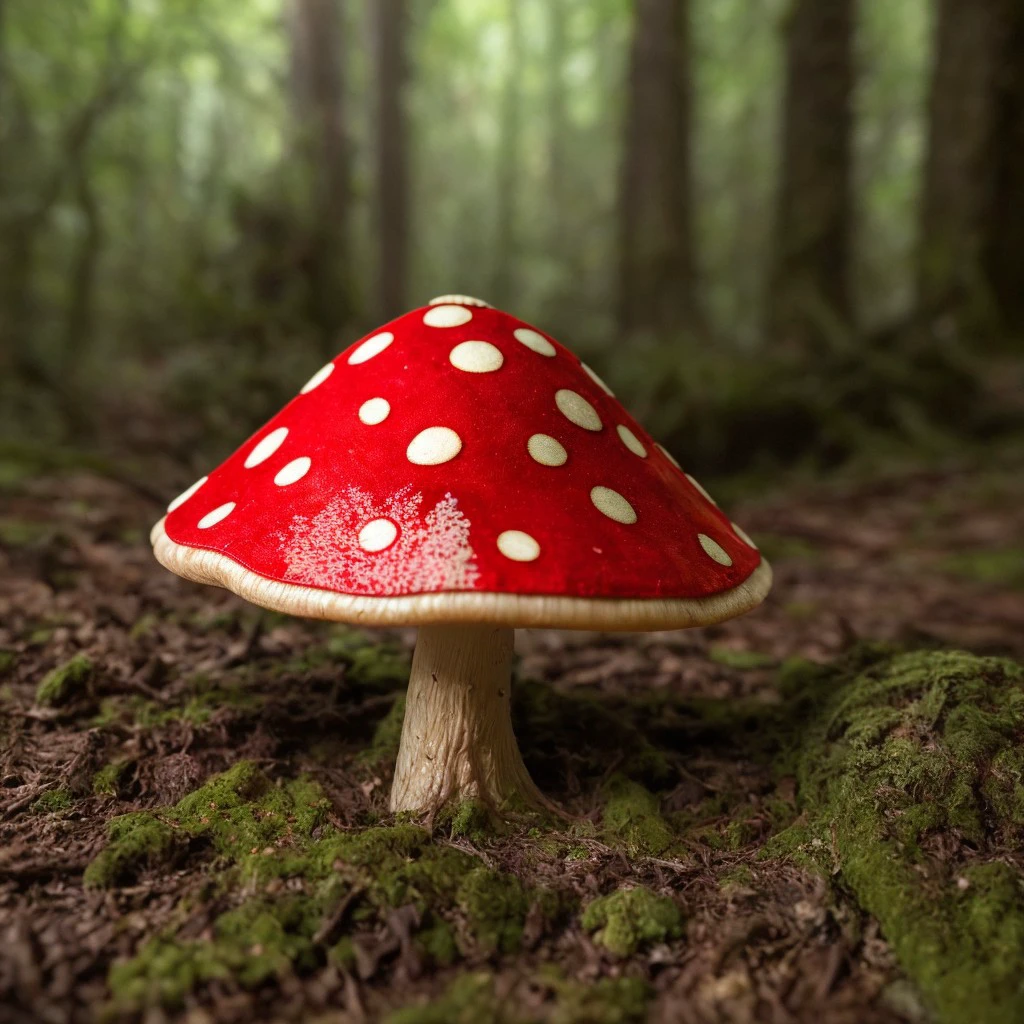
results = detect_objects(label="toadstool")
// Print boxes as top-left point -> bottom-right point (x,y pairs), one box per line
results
151,297 -> 771,816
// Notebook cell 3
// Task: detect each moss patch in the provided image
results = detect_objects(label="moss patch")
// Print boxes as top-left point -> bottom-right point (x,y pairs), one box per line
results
769,647 -> 1024,1024
31,787 -> 73,813
94,765 -> 560,1009
601,776 -> 675,857
581,886 -> 683,957
940,548 -> 1024,590
384,972 -> 508,1024
36,654 -> 93,706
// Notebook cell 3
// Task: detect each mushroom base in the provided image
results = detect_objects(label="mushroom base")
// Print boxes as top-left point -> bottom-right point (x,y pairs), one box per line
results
390,625 -> 545,816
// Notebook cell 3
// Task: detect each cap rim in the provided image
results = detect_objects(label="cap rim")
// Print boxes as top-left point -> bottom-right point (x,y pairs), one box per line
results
152,517 -> 772,632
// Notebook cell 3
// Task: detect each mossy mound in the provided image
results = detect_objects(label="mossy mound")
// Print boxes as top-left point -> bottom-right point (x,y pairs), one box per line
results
581,886 -> 683,957
772,647 -> 1024,1024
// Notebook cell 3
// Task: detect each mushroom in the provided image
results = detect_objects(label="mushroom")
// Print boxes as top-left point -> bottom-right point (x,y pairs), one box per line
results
151,297 -> 772,816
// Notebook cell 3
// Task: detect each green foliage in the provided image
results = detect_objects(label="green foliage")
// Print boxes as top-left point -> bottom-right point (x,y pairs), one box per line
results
36,654 -> 94,707
581,886 -> 683,956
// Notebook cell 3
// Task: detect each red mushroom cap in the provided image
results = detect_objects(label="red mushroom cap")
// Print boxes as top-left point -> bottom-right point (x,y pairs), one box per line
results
152,299 -> 771,629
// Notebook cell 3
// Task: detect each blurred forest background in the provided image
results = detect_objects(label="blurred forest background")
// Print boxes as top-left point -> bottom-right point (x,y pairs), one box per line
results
1,0 -> 1022,481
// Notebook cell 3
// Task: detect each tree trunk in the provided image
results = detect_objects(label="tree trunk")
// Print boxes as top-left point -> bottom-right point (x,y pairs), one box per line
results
616,0 -> 700,339
491,0 -> 524,308
768,0 -> 855,350
916,0 -> 1002,331
289,0 -> 352,351
982,0 -> 1024,334
373,0 -> 410,320
62,162 -> 103,375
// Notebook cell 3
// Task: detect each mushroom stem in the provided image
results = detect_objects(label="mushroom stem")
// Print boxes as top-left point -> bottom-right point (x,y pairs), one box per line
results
390,624 -> 544,816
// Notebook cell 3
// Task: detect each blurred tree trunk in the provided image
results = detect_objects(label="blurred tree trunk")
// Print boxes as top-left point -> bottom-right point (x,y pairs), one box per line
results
983,0 -> 1024,334
289,0 -> 352,351
374,0 -> 409,320
63,163 -> 103,372
768,0 -> 855,350
916,0 -> 1001,331
491,0 -> 523,307
616,0 -> 700,339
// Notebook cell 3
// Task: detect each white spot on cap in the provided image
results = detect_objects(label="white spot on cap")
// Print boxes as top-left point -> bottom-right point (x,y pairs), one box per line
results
244,427 -> 288,468
527,434 -> 568,466
198,502 -> 235,529
514,327 -> 555,357
167,476 -> 208,512
732,522 -> 757,549
556,389 -> 602,431
407,426 -> 462,465
358,518 -> 398,552
428,294 -> 491,307
348,331 -> 394,365
616,425 -> 646,457
590,486 -> 636,524
274,457 -> 311,486
656,443 -> 681,469
424,304 -> 473,328
497,530 -> 540,562
687,473 -> 718,506
359,398 -> 391,425
301,362 -> 335,394
699,533 -> 733,566
449,340 -> 503,373
582,362 -> 614,395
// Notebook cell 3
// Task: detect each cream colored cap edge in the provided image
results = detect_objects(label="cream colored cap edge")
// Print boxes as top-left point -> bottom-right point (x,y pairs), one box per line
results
151,517 -> 772,632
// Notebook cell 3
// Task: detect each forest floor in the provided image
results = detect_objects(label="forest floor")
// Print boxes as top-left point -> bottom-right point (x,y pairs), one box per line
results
1,447 -> 1023,1024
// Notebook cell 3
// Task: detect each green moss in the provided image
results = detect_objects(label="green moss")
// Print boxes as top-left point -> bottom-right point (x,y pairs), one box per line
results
456,867 -> 531,954
0,651 -> 16,677
92,685 -> 260,730
440,799 -> 492,842
548,977 -> 651,1024
709,646 -> 776,670
84,812 -> 178,888
108,896 -> 320,1010
581,886 -> 682,957
941,548 -> 1024,590
32,787 -> 73,813
97,765 -> 557,1007
93,760 -> 130,797
36,654 -> 93,706
85,762 -> 330,888
384,973 -> 508,1024
768,648 -> 1024,1024
601,776 -> 675,857
416,918 -> 459,966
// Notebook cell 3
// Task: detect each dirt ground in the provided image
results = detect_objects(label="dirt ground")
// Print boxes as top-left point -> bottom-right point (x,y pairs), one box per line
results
1,449 -> 1023,1024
